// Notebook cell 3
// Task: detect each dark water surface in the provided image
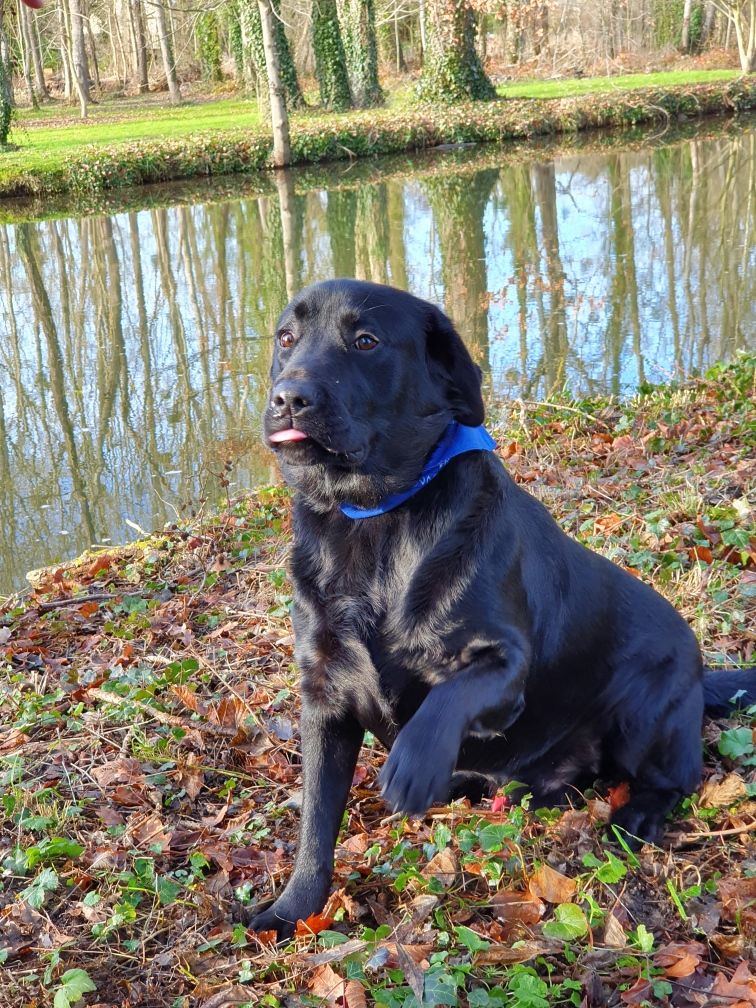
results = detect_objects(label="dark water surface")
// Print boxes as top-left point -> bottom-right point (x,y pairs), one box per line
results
1,122 -> 754,593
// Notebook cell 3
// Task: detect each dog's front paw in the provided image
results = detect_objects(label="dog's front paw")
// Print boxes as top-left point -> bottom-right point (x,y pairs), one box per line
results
379,722 -> 458,816
236,898 -> 299,941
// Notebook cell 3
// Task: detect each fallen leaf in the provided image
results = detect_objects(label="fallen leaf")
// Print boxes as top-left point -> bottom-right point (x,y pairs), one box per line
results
423,848 -> 457,887
396,941 -> 427,1004
607,782 -> 631,812
529,864 -> 577,903
602,913 -> 627,948
343,980 -> 368,1008
310,963 -> 345,1005
301,939 -> 369,966
473,940 -> 546,965
700,772 -> 747,808
295,912 -> 335,936
491,889 -> 545,926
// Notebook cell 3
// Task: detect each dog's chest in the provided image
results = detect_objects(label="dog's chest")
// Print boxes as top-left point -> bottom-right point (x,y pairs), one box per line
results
292,527 -> 444,728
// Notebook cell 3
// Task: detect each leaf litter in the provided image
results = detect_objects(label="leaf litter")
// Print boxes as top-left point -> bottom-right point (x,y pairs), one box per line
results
0,357 -> 754,1007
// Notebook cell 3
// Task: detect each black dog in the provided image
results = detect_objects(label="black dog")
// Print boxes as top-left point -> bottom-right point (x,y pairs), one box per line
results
247,279 -> 754,939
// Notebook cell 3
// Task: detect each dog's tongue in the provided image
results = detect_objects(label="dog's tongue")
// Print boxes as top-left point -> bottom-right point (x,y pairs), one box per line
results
270,428 -> 309,444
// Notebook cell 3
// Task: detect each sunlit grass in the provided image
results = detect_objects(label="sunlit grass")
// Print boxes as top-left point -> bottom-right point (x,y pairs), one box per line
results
0,69 -> 745,187
496,68 -> 741,100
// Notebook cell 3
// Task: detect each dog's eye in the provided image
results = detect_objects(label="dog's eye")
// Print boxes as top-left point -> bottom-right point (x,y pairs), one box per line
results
278,331 -> 295,349
354,333 -> 379,351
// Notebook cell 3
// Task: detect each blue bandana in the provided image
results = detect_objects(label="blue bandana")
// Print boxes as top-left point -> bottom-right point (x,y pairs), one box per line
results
340,421 -> 496,519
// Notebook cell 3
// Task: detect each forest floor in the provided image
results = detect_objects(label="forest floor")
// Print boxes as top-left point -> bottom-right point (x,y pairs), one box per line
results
0,67 -> 752,201
1,356 -> 754,1008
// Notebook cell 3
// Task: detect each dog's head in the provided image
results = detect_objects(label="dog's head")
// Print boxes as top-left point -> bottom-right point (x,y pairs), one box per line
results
263,279 -> 485,510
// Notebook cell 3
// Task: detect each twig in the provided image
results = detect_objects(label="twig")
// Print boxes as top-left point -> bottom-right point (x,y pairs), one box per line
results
37,592 -> 119,611
677,821 -> 756,843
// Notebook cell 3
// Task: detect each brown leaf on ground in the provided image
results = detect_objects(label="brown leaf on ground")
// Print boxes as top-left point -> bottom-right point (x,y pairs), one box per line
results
380,942 -> 433,969
92,756 -> 145,788
295,912 -> 335,936
396,941 -> 427,1003
122,811 -> 171,852
602,913 -> 627,948
423,847 -> 458,887
709,961 -> 756,1005
654,940 -> 705,979
491,888 -> 545,926
343,980 -> 369,1008
174,751 -> 204,800
473,940 -> 547,965
529,863 -> 577,903
0,728 -> 29,754
310,964 -> 346,1005
620,977 -> 653,1006
700,773 -> 748,808
718,877 -> 756,929
710,933 -> 745,959
301,939 -> 369,967
198,985 -> 259,1008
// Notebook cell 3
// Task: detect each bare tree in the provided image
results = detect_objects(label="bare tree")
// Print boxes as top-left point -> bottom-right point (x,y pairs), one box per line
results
258,0 -> 291,166
154,0 -> 181,103
709,0 -> 756,69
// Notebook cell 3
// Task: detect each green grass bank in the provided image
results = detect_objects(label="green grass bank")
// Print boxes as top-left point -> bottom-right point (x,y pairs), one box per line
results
1,356 -> 754,1006
1,72 -> 753,201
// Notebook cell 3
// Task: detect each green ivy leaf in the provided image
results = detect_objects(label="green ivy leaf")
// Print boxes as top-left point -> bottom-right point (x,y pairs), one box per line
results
21,866 -> 59,909
719,727 -> 754,760
53,968 -> 96,1008
542,903 -> 589,941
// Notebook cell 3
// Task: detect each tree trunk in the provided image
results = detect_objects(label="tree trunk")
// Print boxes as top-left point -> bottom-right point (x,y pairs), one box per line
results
0,7 -> 12,146
29,6 -> 48,97
21,1 -> 47,101
681,0 -> 694,50
67,0 -> 90,117
244,0 -> 304,109
85,3 -> 102,94
338,0 -> 383,106
197,11 -> 223,82
418,0 -> 496,103
312,0 -> 352,110
130,0 -> 149,92
17,0 -> 39,108
154,0 -> 181,103
258,0 -> 291,167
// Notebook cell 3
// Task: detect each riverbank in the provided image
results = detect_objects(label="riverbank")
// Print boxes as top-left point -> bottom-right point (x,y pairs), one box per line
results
1,357 -> 753,1006
1,73 -> 753,201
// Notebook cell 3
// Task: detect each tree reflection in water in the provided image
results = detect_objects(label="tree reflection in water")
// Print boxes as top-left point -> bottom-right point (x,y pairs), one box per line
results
0,128 -> 754,592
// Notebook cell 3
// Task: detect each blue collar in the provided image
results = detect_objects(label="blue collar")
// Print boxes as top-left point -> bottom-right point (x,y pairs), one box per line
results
340,421 -> 496,519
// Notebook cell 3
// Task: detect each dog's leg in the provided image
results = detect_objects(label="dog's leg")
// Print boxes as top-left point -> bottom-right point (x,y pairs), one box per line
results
608,681 -> 703,847
447,770 -> 498,803
380,633 -> 528,816
243,705 -> 363,939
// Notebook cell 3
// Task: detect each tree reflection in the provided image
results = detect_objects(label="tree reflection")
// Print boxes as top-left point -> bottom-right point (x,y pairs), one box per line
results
0,127 -> 754,593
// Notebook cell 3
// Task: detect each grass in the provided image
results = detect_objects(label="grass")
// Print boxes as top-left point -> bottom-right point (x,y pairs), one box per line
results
495,67 -> 740,99
0,69 -> 747,195
0,356 -> 754,1006
6,97 -> 262,179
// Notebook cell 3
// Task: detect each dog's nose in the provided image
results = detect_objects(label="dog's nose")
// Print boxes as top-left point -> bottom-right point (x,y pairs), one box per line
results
271,380 -> 318,416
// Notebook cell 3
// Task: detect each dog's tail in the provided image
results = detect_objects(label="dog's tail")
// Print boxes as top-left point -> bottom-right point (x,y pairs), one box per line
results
703,667 -> 756,717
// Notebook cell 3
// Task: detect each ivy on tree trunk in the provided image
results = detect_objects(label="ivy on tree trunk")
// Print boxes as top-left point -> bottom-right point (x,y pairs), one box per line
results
197,12 -> 223,82
0,42 -> 11,146
338,0 -> 383,107
313,0 -> 352,111
417,0 -> 495,104
244,0 -> 304,109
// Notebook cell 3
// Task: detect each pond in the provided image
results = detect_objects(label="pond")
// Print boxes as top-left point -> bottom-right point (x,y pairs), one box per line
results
1,119 -> 754,594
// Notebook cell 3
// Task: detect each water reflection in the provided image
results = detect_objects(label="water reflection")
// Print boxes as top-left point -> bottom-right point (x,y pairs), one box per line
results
1,127 -> 754,593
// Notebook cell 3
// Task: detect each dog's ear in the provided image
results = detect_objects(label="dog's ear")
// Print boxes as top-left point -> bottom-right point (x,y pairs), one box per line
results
425,305 -> 485,427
